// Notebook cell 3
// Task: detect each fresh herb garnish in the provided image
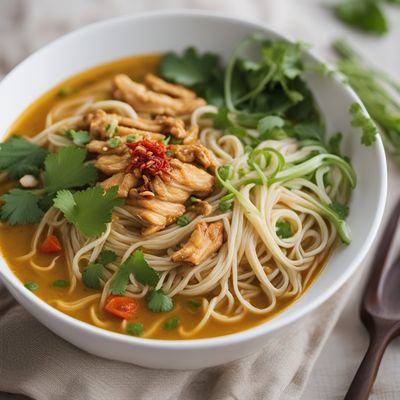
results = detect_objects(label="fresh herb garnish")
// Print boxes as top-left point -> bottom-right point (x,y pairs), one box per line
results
334,0 -> 388,36
126,134 -> 136,143
349,102 -> 378,146
24,282 -> 39,291
64,129 -> 90,146
54,186 -> 123,237
0,136 -> 48,180
97,250 -> 117,266
164,317 -> 180,330
147,289 -> 173,313
190,196 -> 200,203
127,322 -> 144,336
170,138 -> 183,145
219,193 -> 234,211
82,250 -> 116,289
276,220 -> 292,239
51,279 -> 69,288
107,137 -> 121,148
176,215 -> 190,226
159,47 -> 224,105
166,150 -> 174,157
44,147 -> 97,193
186,299 -> 202,309
105,120 -> 119,136
0,189 -> 44,225
109,250 -> 159,295
162,136 -> 171,145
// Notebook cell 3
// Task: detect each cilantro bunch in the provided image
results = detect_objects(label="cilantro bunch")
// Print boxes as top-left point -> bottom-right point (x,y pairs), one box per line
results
334,39 -> 400,164
0,139 -> 121,236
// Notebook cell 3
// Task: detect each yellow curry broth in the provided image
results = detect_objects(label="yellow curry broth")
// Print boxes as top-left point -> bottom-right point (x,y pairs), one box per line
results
0,54 -> 323,339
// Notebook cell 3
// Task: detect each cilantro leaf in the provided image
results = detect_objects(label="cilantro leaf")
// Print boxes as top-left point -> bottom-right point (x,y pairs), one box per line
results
53,186 -> 123,237
0,189 -> 44,225
329,201 -> 349,219
329,133 -> 343,156
335,0 -> 388,36
257,116 -> 285,135
82,263 -> 104,289
97,250 -> 117,266
164,317 -> 180,330
147,289 -> 173,313
160,47 -> 221,87
109,251 -> 159,295
294,122 -> 324,142
159,47 -> 224,105
349,102 -> 378,146
276,220 -> 292,239
64,129 -> 90,146
127,322 -> 144,336
44,147 -> 97,193
0,136 -> 48,180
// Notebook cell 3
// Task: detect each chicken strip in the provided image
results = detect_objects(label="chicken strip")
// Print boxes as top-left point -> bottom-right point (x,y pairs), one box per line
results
95,153 -> 130,175
113,74 -> 206,116
170,143 -> 216,169
144,73 -> 197,100
100,172 -> 138,198
125,191 -> 185,235
171,221 -> 224,265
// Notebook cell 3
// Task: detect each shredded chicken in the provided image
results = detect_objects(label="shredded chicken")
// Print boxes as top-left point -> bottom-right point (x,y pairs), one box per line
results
86,139 -> 126,155
171,221 -> 224,265
170,143 -> 216,169
144,73 -> 197,100
100,172 -> 138,198
189,200 -> 213,216
113,74 -> 206,116
95,153 -> 130,176
151,159 -> 215,202
83,109 -> 165,141
126,190 -> 185,235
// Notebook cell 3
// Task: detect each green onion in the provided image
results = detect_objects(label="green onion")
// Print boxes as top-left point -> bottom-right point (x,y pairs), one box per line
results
166,150 -> 174,157
126,134 -> 136,143
24,282 -> 39,291
51,279 -> 69,288
176,215 -> 190,226
107,137 -> 121,148
57,87 -> 71,97
190,196 -> 200,203
105,120 -> 119,136
163,136 -> 171,145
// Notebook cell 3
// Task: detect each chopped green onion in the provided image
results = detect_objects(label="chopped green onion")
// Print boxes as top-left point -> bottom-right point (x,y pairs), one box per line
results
166,150 -> 174,157
163,136 -> 171,145
126,134 -> 136,143
176,215 -> 190,226
170,138 -> 183,145
105,120 -> 119,136
51,279 -> 69,288
107,137 -> 121,148
190,196 -> 200,203
24,282 -> 39,291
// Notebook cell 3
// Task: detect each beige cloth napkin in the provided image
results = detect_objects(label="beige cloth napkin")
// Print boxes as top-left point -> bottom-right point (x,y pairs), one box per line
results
0,281 -> 353,400
0,0 -> 399,399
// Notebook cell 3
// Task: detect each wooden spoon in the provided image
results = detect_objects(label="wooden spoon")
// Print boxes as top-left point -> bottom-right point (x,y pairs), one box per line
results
345,199 -> 400,400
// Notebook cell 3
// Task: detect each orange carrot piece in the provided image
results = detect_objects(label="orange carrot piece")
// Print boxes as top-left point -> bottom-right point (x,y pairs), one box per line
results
40,235 -> 62,253
105,295 -> 139,320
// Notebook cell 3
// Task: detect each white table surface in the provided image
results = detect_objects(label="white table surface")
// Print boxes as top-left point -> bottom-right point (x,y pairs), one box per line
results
0,1 -> 399,399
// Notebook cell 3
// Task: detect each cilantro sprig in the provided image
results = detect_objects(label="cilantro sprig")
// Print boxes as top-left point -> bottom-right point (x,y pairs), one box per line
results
109,250 -> 160,295
0,145 -> 98,226
54,186 -> 122,238
0,136 -> 48,180
82,249 -> 117,289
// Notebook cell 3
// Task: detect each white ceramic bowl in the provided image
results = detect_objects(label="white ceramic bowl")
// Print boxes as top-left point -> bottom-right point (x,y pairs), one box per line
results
0,10 -> 387,369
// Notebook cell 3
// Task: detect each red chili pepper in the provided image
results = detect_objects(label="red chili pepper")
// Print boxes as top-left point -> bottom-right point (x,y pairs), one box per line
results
104,295 -> 139,320
40,235 -> 62,253
126,139 -> 170,177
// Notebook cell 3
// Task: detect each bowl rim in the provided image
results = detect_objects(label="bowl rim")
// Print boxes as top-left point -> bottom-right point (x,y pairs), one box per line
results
0,9 -> 387,350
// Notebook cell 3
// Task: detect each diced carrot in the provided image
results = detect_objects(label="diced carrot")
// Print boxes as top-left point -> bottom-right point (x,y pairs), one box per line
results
40,235 -> 62,253
105,295 -> 139,320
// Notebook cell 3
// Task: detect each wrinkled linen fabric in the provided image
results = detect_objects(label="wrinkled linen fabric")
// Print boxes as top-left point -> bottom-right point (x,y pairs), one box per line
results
0,1 -> 400,399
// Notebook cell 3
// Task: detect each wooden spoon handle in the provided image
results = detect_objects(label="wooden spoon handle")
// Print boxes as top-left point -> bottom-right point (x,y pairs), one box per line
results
345,332 -> 391,400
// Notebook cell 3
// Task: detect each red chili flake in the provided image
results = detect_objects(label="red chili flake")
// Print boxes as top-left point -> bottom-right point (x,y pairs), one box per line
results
126,139 -> 170,177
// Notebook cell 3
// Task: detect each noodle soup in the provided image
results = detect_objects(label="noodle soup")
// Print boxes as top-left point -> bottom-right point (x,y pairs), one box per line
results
0,37 -> 356,340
